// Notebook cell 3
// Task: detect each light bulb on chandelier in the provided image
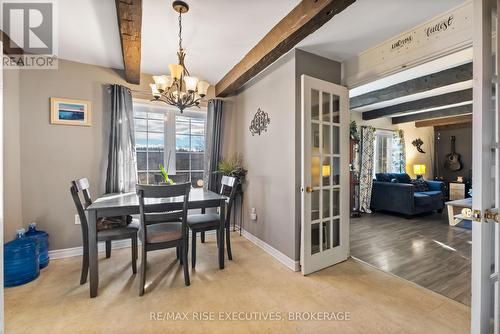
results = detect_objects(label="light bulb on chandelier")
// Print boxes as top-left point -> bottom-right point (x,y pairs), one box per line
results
150,1 -> 210,112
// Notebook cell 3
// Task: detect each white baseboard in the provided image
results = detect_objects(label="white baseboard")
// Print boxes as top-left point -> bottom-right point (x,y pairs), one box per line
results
49,230 -> 300,272
49,231 -> 217,260
240,228 -> 300,272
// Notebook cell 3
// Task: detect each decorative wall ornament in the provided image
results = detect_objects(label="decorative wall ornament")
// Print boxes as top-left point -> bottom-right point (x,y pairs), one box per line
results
249,108 -> 270,136
412,138 -> 426,154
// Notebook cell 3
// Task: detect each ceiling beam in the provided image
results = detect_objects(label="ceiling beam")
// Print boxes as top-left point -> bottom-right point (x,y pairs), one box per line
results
415,114 -> 472,128
1,30 -> 24,55
350,62 -> 472,109
215,0 -> 356,97
115,0 -> 142,85
391,104 -> 472,124
361,88 -> 472,120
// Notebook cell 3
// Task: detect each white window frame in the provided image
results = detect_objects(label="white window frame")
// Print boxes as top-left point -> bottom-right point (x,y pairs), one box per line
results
132,98 -> 207,184
373,129 -> 394,177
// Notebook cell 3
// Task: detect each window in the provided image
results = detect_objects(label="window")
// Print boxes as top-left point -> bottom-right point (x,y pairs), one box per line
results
373,130 -> 394,176
133,101 -> 206,188
174,115 -> 205,187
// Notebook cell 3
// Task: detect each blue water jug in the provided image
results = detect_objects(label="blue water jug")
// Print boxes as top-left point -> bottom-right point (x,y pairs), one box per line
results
25,222 -> 50,269
4,228 -> 40,287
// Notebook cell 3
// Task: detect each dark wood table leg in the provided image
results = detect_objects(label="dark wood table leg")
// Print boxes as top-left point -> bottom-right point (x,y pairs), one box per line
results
219,200 -> 225,269
86,209 -> 99,298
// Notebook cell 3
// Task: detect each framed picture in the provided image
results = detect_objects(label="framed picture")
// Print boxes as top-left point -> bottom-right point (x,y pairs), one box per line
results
50,98 -> 92,126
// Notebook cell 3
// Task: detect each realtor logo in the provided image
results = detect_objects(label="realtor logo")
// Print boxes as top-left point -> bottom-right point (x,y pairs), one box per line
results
2,1 -> 57,69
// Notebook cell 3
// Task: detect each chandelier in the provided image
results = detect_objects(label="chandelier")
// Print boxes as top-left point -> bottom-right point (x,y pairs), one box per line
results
150,1 -> 210,112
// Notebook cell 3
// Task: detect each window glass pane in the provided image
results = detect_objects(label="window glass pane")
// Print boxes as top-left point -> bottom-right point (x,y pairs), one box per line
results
191,154 -> 204,170
148,132 -> 164,149
148,112 -> 164,120
191,119 -> 205,135
171,172 -> 189,184
176,134 -> 190,152
136,152 -> 147,171
136,132 -> 148,150
135,111 -> 147,119
135,119 -> 147,132
137,172 -> 148,184
191,135 -> 205,152
148,119 -> 164,133
176,153 -> 190,170
311,223 -> 320,255
311,89 -> 319,120
176,121 -> 190,134
176,115 -> 190,123
148,150 -> 163,171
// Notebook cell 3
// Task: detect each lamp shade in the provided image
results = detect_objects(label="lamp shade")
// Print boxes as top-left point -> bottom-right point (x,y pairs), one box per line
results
322,165 -> 331,177
184,76 -> 199,92
168,64 -> 183,81
150,84 -> 161,98
197,80 -> 210,97
153,75 -> 172,91
413,164 -> 426,175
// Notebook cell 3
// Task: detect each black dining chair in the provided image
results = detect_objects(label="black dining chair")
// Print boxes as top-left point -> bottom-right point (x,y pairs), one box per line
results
136,183 -> 191,296
187,176 -> 238,268
70,178 -> 138,285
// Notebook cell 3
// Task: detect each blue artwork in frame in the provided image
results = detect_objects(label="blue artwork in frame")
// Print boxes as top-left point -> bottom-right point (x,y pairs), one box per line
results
50,98 -> 92,126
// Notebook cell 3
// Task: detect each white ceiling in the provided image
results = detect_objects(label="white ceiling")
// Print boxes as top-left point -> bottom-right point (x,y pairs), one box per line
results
57,0 -> 467,85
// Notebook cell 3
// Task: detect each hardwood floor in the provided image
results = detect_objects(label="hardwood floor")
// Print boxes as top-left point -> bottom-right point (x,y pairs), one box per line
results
351,211 -> 471,306
5,233 -> 469,334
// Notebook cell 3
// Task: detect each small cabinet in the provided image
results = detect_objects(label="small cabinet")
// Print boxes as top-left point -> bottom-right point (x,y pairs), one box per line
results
449,182 -> 466,200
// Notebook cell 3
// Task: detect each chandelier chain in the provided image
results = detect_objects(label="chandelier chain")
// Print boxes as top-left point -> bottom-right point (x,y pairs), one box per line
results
178,11 -> 183,50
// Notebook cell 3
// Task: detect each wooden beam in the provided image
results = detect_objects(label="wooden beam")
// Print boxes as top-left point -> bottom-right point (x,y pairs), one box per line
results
350,62 -> 472,109
362,88 -> 472,120
115,0 -> 142,85
415,114 -> 472,128
392,104 -> 472,124
0,30 -> 24,55
215,0 -> 356,97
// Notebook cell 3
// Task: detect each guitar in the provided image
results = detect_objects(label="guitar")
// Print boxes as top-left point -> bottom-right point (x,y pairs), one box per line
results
444,136 -> 462,171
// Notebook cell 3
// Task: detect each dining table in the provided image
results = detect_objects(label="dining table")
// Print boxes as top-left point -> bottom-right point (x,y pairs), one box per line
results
85,188 -> 227,298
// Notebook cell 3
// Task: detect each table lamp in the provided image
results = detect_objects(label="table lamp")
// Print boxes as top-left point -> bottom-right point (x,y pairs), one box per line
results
413,164 -> 426,179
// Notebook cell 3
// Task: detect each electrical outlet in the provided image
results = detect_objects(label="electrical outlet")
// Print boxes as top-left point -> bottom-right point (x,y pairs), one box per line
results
75,214 -> 81,225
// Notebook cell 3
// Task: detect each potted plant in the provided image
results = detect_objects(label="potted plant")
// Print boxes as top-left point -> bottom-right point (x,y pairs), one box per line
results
216,154 -> 247,182
159,163 -> 174,185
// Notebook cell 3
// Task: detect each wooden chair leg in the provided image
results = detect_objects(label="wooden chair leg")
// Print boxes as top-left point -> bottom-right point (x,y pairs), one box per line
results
139,248 -> 147,296
80,245 -> 89,285
105,240 -> 112,258
226,224 -> 233,260
192,231 -> 197,268
200,231 -> 205,243
182,241 -> 190,286
131,235 -> 137,274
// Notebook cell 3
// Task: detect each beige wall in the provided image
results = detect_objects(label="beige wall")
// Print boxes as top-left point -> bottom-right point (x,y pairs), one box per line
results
3,59 -> 153,249
350,111 -> 435,179
229,52 -> 297,259
397,123 -> 435,179
224,49 -> 341,261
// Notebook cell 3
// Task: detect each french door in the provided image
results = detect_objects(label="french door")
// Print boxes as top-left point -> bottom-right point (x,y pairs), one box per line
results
301,75 -> 349,275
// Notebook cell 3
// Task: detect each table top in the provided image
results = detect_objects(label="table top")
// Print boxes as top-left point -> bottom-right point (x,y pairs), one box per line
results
87,188 -> 225,211
445,197 -> 472,207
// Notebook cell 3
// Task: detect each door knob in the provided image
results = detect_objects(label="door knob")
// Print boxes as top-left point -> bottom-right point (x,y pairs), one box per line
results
305,186 -> 313,193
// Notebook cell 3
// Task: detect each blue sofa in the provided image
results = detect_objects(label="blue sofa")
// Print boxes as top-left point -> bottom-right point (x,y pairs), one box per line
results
370,173 -> 445,216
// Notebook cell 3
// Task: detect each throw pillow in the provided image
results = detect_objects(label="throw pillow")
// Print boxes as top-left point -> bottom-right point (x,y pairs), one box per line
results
411,178 -> 429,192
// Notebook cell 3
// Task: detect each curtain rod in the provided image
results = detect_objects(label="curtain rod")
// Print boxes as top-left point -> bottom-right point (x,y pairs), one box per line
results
360,125 -> 397,132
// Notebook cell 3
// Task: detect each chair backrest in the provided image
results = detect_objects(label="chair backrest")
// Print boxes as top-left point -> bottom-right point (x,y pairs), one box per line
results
136,183 -> 191,244
70,178 -> 92,237
219,176 -> 239,224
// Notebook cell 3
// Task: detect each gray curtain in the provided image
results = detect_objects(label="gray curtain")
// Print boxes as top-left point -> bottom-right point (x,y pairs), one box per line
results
105,85 -> 137,193
204,99 -> 224,192
391,129 -> 406,173
359,126 -> 375,213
